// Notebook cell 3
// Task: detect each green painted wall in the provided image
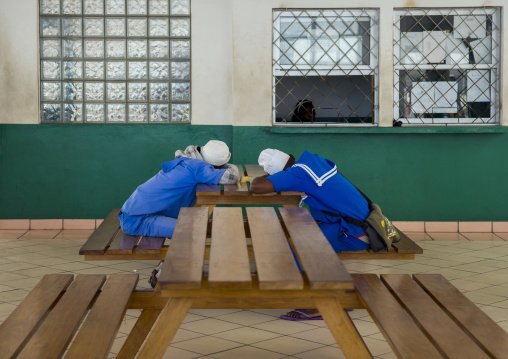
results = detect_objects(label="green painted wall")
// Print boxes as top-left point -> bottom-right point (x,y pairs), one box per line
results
1,124 -> 507,221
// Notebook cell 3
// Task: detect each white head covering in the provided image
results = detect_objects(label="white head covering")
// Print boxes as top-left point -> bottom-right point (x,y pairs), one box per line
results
258,149 -> 290,175
200,140 -> 231,166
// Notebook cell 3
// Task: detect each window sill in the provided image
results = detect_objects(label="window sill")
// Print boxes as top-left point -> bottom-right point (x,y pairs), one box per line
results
270,126 -> 505,134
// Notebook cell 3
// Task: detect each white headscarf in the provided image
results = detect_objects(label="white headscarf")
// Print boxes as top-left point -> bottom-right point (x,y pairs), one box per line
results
258,149 -> 290,175
200,140 -> 231,166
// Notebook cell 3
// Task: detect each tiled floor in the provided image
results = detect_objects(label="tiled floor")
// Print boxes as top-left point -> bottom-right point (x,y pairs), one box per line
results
1,230 -> 508,358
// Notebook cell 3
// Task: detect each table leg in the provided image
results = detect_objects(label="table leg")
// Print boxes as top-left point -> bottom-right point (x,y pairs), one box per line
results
315,297 -> 373,359
117,309 -> 161,359
136,297 -> 194,359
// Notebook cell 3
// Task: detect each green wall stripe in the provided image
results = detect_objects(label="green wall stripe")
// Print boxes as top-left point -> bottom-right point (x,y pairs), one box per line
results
1,124 -> 507,221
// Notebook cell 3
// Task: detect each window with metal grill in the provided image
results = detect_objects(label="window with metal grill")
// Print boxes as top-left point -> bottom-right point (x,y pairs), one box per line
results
40,0 -> 191,123
394,8 -> 501,126
273,9 -> 379,126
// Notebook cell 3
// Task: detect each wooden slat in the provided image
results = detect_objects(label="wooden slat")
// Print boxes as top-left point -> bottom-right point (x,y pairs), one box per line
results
117,309 -> 161,359
79,209 -> 120,255
247,207 -> 303,290
244,165 -> 267,178
0,274 -> 74,359
208,207 -> 252,290
279,207 -> 353,290
108,230 -> 140,254
17,275 -> 107,359
136,236 -> 166,254
158,207 -> 209,290
381,274 -> 489,359
392,230 -> 423,254
66,274 -> 139,359
414,274 -> 508,359
224,164 -> 249,196
353,274 -> 444,359
196,183 -> 220,196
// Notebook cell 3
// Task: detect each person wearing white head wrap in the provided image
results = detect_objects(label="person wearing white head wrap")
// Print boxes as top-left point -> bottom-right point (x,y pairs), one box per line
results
200,140 -> 231,167
258,149 -> 290,175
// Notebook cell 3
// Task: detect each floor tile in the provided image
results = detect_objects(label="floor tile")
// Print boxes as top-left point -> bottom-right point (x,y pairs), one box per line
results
289,327 -> 338,345
461,233 -> 504,241
213,327 -> 281,344
0,230 -> 28,239
210,346 -> 285,359
180,318 -> 243,335
252,319 -> 316,336
427,233 -> 468,241
251,336 -> 323,355
19,230 -> 61,239
162,346 -> 202,359
53,229 -> 94,239
293,345 -> 346,359
214,310 -> 277,326
494,233 -> 508,240
404,232 -> 433,241
172,336 -> 242,356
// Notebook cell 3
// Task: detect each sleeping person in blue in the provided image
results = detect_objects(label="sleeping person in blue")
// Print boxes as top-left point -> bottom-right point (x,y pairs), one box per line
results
119,140 -> 239,287
250,148 -> 370,320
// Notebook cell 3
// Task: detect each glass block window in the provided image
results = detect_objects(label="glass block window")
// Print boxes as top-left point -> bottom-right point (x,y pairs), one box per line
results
273,9 -> 379,126
394,8 -> 501,125
40,0 -> 191,123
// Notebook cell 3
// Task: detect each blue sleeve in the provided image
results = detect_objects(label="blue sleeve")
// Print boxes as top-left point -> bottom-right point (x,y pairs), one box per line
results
192,160 -> 226,184
267,168 -> 306,192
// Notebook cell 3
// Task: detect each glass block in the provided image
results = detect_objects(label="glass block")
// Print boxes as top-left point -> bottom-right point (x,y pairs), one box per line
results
129,104 -> 148,122
85,0 -> 104,14
106,40 -> 126,58
171,82 -> 190,100
128,83 -> 147,100
41,18 -> 61,37
128,18 -> 147,37
150,83 -> 169,100
128,0 -> 147,15
85,40 -> 105,58
86,104 -> 105,122
85,18 -> 104,36
64,61 -> 83,79
149,40 -> 169,58
85,82 -> 105,100
107,18 -> 126,36
63,40 -> 82,58
150,61 -> 169,80
63,0 -> 82,14
149,18 -> 169,37
170,18 -> 190,37
128,40 -> 148,58
63,18 -> 82,36
170,40 -> 190,59
170,61 -> 189,80
149,0 -> 168,15
64,82 -> 83,100
170,0 -> 189,15
42,61 -> 61,79
42,103 -> 61,122
172,103 -> 190,122
150,104 -> 169,122
85,61 -> 105,79
107,61 -> 126,79
107,82 -> 126,100
41,39 -> 61,58
64,104 -> 83,122
107,0 -> 125,15
42,82 -> 61,101
107,104 -> 126,122
128,61 -> 147,79
41,0 -> 60,15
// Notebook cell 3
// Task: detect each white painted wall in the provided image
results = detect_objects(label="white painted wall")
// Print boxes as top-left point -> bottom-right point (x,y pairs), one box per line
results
0,0 -> 506,126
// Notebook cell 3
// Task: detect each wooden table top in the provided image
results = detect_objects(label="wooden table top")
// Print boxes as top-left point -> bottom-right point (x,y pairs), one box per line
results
158,206 -> 354,295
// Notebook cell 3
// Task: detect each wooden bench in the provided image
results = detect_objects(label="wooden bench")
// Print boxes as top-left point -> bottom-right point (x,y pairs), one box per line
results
354,273 -> 508,359
0,273 -> 139,359
80,208 -> 422,261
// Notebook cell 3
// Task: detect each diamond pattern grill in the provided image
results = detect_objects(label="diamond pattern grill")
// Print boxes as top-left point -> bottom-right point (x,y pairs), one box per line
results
273,9 -> 379,125
393,8 -> 500,125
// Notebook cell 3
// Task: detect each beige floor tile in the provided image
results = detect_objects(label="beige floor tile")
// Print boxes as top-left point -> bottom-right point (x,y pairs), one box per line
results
392,262 -> 441,272
293,345 -> 346,359
476,286 -> 508,298
189,309 -> 243,318
352,319 -> 382,337
182,312 -> 208,324
0,230 -> 28,239
468,274 -> 508,286
377,351 -> 399,359
497,320 -> 508,332
449,263 -> 500,274
0,302 -> 17,317
479,306 -> 508,322
251,336 -> 323,355
214,310 -> 277,326
172,336 -> 242,356
494,233 -> 508,240
213,327 -> 281,345
180,318 -> 242,335
448,278 -> 493,292
53,229 -> 94,239
363,337 -> 393,357
464,291 -> 506,306
211,346 -> 285,359
404,232 -> 433,241
162,346 -> 202,359
0,289 -> 30,303
252,319 -> 316,335
427,233 -> 468,241
461,233 -> 504,241
289,327 -> 337,345
172,329 -> 206,343
19,230 -> 61,239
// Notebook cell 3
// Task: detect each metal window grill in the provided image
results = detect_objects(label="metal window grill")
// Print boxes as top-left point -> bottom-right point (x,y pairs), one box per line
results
40,0 -> 191,123
393,8 -> 501,125
273,9 -> 379,126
